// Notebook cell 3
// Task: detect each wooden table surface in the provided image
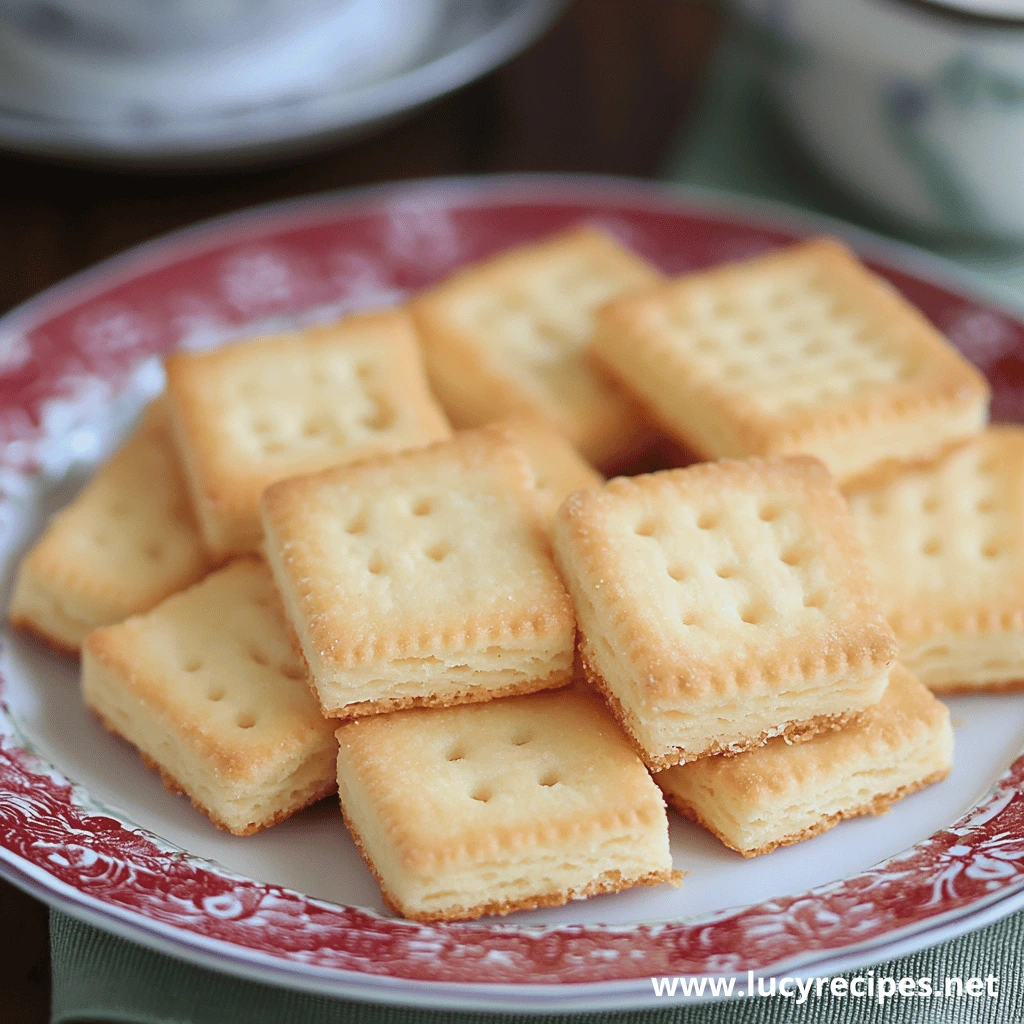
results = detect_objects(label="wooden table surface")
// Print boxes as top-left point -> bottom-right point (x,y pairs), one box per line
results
0,1 -> 720,1019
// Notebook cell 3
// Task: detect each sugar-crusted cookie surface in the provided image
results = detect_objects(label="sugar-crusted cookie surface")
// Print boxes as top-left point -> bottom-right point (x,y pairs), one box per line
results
593,238 -> 989,482
335,685 -> 678,921
482,418 -> 603,531
656,665 -> 953,856
412,225 -> 659,468
81,558 -> 337,835
553,456 -> 897,770
165,310 -> 451,559
262,430 -> 577,718
9,400 -> 210,653
846,428 -> 1024,692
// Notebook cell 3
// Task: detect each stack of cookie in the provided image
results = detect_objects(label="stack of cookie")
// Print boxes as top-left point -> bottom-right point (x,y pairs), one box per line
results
14,223 -> 1011,923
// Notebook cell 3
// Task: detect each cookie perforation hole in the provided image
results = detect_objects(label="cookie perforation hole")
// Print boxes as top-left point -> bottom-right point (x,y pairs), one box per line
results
184,659 -> 202,673
982,543 -> 1001,559
511,734 -> 531,747
144,543 -> 163,561
355,362 -> 373,380
716,564 -> 738,579
804,592 -> 827,609
362,396 -> 395,431
263,441 -> 285,455
667,565 -> 687,582
922,539 -> 942,556
250,650 -> 269,667
412,497 -> 434,517
740,605 -> 767,625
978,499 -> 995,513
759,504 -> 780,522
446,746 -> 466,762
345,512 -> 367,535
635,519 -> 657,537
781,548 -> 802,567
539,772 -> 559,788
426,542 -> 452,563
697,512 -> 718,530
922,495 -> 940,513
471,787 -> 492,803
681,612 -> 700,627
279,664 -> 305,681
367,553 -> 385,575
236,712 -> 257,730
207,686 -> 225,702
251,417 -> 273,435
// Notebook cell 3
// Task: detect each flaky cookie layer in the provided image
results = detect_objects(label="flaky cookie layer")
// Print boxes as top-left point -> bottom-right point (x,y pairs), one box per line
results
657,666 -> 953,856
339,796 -> 677,922
578,642 -> 860,771
666,769 -> 951,859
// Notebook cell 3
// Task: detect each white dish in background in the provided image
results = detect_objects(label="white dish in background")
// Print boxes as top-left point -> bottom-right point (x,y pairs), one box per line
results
0,0 -> 567,166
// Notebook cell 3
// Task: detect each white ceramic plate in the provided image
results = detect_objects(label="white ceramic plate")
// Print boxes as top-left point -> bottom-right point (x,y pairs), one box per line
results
3,176 -> 1024,1012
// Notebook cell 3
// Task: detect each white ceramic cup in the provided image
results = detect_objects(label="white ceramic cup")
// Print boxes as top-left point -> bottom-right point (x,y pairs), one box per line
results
727,0 -> 1024,241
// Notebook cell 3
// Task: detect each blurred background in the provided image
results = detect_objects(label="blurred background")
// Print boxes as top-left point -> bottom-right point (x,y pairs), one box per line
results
2,0 -> 1023,1018
0,0 -> 721,316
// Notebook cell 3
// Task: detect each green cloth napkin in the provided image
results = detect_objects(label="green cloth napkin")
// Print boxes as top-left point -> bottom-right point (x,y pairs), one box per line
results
49,25 -> 1024,1024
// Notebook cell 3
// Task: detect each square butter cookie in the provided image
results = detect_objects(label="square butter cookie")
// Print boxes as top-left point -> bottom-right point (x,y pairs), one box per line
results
593,238 -> 989,483
9,399 -> 210,653
82,558 -> 337,836
846,427 -> 1024,692
411,225 -> 660,469
335,685 -> 678,921
262,429 -> 577,719
656,665 -> 953,856
165,310 -> 451,559
553,456 -> 898,770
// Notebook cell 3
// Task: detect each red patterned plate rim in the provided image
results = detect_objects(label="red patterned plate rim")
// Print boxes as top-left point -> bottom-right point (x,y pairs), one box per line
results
2,175 -> 1024,1013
